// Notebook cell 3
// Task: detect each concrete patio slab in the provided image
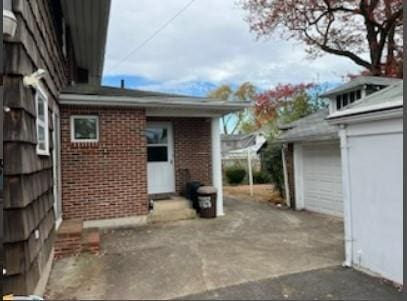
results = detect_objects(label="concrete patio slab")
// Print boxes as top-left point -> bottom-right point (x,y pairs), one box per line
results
46,198 -> 346,300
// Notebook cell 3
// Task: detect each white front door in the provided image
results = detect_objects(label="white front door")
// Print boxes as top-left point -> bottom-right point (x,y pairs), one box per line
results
146,122 -> 175,194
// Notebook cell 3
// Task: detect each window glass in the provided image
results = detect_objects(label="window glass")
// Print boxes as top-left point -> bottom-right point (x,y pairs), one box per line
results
37,126 -> 46,150
147,146 -> 168,162
37,97 -> 45,122
146,128 -> 168,145
356,90 -> 362,100
73,117 -> 98,141
36,88 -> 49,155
350,92 -> 355,103
342,94 -> 349,107
336,95 -> 342,110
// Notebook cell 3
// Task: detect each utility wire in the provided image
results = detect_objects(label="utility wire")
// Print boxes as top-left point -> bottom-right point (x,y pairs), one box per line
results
107,0 -> 197,73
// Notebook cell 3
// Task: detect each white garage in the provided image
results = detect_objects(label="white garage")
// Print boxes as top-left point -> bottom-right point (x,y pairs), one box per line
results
329,82 -> 403,285
279,108 -> 344,218
294,142 -> 343,217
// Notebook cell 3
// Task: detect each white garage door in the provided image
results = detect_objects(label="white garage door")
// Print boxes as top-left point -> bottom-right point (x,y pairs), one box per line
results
302,143 -> 343,217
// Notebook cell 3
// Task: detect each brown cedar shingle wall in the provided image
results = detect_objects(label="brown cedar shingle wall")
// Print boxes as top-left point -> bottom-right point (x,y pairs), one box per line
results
3,0 -> 69,295
60,106 -> 149,221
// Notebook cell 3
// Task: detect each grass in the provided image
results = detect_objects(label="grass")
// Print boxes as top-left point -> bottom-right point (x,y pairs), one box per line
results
223,184 -> 284,204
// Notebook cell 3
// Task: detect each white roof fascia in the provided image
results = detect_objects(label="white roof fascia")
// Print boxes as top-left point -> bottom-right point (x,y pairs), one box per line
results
59,93 -> 251,113
328,107 -> 403,125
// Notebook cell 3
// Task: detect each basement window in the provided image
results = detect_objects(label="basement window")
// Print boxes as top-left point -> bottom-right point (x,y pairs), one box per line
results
71,116 -> 99,143
36,87 -> 50,156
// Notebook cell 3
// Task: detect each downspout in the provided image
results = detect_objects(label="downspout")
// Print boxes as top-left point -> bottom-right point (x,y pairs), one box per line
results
339,125 -> 353,267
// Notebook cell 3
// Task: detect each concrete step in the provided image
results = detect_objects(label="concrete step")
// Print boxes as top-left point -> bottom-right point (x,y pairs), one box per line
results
149,207 -> 197,224
153,198 -> 193,212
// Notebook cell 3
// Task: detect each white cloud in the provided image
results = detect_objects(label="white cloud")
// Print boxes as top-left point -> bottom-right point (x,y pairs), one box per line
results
103,0 -> 363,90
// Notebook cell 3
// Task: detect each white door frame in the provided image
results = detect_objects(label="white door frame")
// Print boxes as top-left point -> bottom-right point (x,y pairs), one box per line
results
146,121 -> 176,194
52,112 -> 63,229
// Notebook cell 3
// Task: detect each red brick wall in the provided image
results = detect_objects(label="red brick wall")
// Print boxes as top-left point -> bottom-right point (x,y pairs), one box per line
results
148,117 -> 212,195
61,106 -> 149,221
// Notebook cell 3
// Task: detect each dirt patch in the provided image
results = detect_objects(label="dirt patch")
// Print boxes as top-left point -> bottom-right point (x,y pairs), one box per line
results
223,184 -> 284,204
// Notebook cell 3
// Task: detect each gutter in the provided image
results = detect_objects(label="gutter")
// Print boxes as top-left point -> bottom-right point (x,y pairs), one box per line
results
339,125 -> 354,267
59,93 -> 252,112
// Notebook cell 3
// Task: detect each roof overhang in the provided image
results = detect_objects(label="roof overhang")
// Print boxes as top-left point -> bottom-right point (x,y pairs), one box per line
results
59,93 -> 252,117
277,133 -> 339,144
61,0 -> 111,85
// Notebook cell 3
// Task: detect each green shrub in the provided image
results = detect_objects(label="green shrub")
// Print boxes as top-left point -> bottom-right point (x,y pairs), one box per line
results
253,171 -> 271,184
261,142 -> 285,195
225,167 -> 246,185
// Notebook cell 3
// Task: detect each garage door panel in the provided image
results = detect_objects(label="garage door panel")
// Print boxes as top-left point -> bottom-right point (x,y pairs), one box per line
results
302,143 -> 343,217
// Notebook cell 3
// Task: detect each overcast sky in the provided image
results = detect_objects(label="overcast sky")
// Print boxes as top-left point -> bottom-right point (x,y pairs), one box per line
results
102,0 -> 363,95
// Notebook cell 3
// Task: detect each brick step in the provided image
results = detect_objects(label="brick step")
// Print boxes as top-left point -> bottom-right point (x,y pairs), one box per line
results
81,229 -> 100,254
54,220 -> 101,259
54,219 -> 83,259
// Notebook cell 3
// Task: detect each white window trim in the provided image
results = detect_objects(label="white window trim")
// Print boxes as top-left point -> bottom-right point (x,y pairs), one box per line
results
35,85 -> 50,156
70,115 -> 99,143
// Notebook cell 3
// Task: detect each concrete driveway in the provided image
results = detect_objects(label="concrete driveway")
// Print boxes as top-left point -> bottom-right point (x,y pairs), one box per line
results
46,198 -> 346,300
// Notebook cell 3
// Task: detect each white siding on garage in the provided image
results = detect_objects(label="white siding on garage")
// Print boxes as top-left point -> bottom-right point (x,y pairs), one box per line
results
345,118 -> 403,284
294,142 -> 343,217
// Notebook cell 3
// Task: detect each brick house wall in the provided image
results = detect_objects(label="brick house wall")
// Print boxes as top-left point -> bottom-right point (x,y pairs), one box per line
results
60,111 -> 213,222
60,106 -> 149,221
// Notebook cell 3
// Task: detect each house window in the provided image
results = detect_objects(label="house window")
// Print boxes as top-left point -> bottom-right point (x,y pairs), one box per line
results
146,128 -> 168,162
350,91 -> 355,103
336,95 -> 342,110
71,116 -> 99,142
36,87 -> 50,156
356,90 -> 362,100
342,94 -> 349,107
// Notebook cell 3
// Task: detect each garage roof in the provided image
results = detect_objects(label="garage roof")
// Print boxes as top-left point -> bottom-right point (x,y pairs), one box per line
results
278,108 -> 339,143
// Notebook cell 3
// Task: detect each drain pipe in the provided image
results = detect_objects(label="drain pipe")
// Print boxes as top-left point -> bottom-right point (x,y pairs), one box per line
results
339,125 -> 353,267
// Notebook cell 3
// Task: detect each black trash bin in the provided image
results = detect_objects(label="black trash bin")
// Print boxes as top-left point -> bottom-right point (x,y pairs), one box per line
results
197,186 -> 217,218
186,181 -> 202,212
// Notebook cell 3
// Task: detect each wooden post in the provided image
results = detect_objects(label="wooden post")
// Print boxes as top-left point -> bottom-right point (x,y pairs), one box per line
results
247,148 -> 254,196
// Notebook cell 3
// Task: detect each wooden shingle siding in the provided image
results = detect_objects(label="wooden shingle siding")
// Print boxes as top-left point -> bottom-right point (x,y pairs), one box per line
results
5,208 -> 55,276
4,190 -> 54,242
5,227 -> 55,294
4,169 -> 53,209
3,76 -> 36,116
3,0 -> 68,295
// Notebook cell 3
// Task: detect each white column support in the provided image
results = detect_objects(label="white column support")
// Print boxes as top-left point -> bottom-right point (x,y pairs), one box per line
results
211,117 -> 224,216
247,148 -> 254,196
